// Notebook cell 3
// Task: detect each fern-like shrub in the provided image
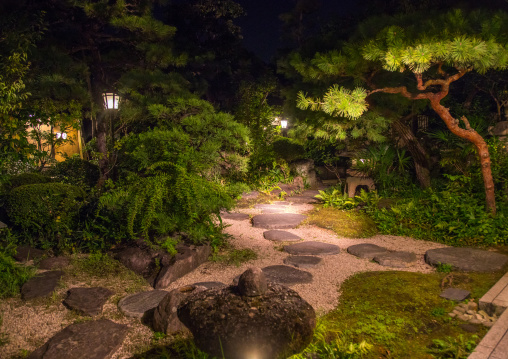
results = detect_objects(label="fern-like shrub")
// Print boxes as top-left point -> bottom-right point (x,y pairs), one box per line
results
6,183 -> 85,249
0,239 -> 36,298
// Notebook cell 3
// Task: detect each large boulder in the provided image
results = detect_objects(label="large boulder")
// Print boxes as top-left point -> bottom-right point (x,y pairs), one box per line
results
177,267 -> 316,359
290,159 -> 319,188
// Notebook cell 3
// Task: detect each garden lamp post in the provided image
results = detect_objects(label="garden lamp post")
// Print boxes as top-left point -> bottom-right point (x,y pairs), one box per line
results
281,119 -> 288,137
97,91 -> 121,185
102,92 -> 120,110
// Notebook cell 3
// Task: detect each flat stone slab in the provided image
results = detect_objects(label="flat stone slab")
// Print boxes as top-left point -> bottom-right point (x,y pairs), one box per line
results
29,319 -> 128,359
286,195 -> 319,204
261,265 -> 313,285
251,213 -> 307,229
440,288 -> 471,301
63,287 -> 114,316
425,247 -> 508,272
220,212 -> 250,221
13,246 -> 46,262
284,255 -> 323,268
284,241 -> 340,256
118,290 -> 168,318
21,271 -> 64,300
241,191 -> 259,199
347,243 -> 389,259
193,281 -> 225,289
38,256 -> 71,270
263,230 -> 301,242
373,251 -> 417,268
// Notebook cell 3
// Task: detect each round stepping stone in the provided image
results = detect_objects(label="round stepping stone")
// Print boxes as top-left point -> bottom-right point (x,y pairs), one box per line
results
220,212 -> 250,221
425,247 -> 508,272
261,265 -> 313,285
38,256 -> 71,270
29,319 -> 128,359
373,251 -> 417,268
263,230 -> 301,242
252,213 -> 307,229
193,281 -> 225,289
347,243 -> 389,260
284,255 -> 322,268
13,245 -> 46,262
63,287 -> 114,316
118,290 -> 168,318
284,241 -> 340,256
21,270 -> 64,300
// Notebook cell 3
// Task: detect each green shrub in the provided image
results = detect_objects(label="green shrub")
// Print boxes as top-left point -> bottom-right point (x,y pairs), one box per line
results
47,158 -> 100,188
0,238 -> 36,298
272,137 -> 306,163
6,183 -> 85,249
5,172 -> 50,190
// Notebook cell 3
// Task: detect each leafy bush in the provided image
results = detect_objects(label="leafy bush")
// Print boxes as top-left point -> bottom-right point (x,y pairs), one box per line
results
47,157 -> 100,188
0,235 -> 36,298
6,183 -> 85,249
272,137 -> 306,163
4,172 -> 50,190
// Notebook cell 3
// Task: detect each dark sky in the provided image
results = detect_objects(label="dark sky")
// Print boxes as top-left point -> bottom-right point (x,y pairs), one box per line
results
234,0 -> 356,62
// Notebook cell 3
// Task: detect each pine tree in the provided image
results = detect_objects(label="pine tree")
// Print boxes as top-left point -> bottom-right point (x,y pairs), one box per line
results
297,9 -> 508,214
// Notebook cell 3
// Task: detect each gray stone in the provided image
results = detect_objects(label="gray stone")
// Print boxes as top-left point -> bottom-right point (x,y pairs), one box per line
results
241,191 -> 259,199
113,245 -> 164,283
38,256 -> 71,270
0,220 -> 7,228
440,288 -> 471,301
286,195 -> 320,204
118,290 -> 168,318
28,319 -> 128,359
151,285 -> 206,334
193,281 -> 225,289
177,280 -> 316,359
238,267 -> 267,297
490,121 -> 508,136
261,265 -> 313,285
154,244 -> 211,289
63,287 -> 114,316
220,212 -> 250,220
21,271 -> 64,300
347,243 -> 389,260
13,246 -> 46,262
373,251 -> 417,268
263,230 -> 301,242
290,159 -> 319,188
284,256 -> 323,269
284,241 -> 340,256
425,247 -> 508,272
254,203 -> 288,211
252,213 -> 307,229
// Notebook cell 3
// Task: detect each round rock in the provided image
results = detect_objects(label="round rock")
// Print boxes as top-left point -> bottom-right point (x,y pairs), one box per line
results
252,213 -> 307,229
238,267 -> 267,296
284,255 -> 323,269
284,241 -> 340,256
63,287 -> 114,316
373,251 -> 417,268
347,243 -> 389,259
261,265 -> 313,285
425,247 -> 508,272
118,290 -> 168,318
263,230 -> 301,242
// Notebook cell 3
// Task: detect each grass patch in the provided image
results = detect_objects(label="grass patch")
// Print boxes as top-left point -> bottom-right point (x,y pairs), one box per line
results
309,271 -> 503,358
304,206 -> 378,238
211,247 -> 258,267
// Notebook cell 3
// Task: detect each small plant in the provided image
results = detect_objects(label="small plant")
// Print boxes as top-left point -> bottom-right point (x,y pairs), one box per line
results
436,262 -> 453,274
427,335 -> 479,358
72,252 -> 124,278
431,307 -> 447,317
0,236 -> 36,298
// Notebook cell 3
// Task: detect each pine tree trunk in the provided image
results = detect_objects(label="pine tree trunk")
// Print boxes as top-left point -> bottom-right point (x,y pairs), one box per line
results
430,98 -> 496,215
392,117 -> 431,188
96,112 -> 109,187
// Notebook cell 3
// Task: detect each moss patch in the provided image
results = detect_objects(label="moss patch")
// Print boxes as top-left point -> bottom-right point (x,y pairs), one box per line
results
306,271 -> 504,359
211,247 -> 258,267
304,206 -> 378,238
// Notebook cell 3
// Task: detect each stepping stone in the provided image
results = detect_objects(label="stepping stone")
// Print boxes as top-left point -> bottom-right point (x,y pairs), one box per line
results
252,213 -> 307,229
13,245 -> 46,262
373,251 -> 417,268
220,212 -> 250,221
440,288 -> 471,301
286,195 -> 319,204
63,287 -> 114,316
21,270 -> 64,300
118,290 -> 168,319
263,230 -> 301,242
38,256 -> 71,270
261,265 -> 313,285
284,241 -> 340,256
284,255 -> 323,269
241,191 -> 259,199
425,247 -> 508,272
347,243 -> 389,260
29,319 -> 128,359
254,204 -> 289,213
193,281 -> 225,289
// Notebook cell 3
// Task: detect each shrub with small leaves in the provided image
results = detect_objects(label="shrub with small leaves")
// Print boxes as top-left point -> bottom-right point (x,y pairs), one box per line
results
47,157 -> 100,189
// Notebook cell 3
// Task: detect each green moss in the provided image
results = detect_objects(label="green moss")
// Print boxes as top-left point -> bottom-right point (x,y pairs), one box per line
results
304,206 -> 378,238
211,247 -> 258,267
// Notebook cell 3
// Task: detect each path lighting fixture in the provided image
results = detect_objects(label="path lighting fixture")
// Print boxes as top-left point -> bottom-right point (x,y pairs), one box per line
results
280,119 -> 288,129
102,92 -> 120,110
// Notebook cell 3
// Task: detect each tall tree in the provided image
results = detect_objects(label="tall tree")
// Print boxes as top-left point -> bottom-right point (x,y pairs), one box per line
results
298,9 -> 508,214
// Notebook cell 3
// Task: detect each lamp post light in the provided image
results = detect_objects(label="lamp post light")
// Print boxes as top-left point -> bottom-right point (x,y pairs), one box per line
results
280,119 -> 288,129
102,92 -> 120,110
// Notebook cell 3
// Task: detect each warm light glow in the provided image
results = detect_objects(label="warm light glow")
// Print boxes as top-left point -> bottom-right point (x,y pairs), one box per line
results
55,132 -> 67,140
102,92 -> 120,109
281,119 -> 288,129
56,133 -> 61,139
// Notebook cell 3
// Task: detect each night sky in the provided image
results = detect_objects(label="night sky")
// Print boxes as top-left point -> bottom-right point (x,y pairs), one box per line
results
235,0 -> 356,62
